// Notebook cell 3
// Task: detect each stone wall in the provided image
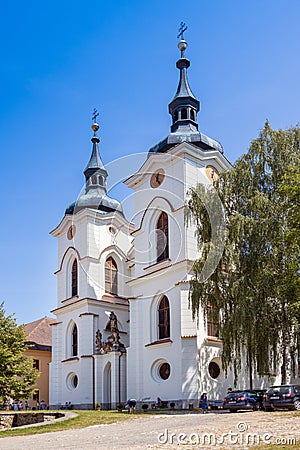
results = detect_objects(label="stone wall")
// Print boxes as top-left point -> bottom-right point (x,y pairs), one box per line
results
0,414 -> 14,430
0,413 -> 44,429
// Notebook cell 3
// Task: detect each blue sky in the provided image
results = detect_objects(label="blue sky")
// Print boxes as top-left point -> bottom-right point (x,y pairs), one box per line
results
0,0 -> 299,324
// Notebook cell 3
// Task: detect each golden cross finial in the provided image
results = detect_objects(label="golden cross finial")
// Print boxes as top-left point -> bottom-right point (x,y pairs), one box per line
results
92,108 -> 99,123
177,22 -> 187,40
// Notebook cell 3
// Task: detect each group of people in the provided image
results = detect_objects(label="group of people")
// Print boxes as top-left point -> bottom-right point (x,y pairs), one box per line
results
35,400 -> 47,410
2,400 -> 48,411
61,401 -> 73,410
151,397 -> 163,409
5,400 -> 30,411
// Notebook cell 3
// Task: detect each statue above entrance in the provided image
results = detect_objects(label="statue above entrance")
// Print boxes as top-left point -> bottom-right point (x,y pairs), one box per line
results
95,311 -> 125,354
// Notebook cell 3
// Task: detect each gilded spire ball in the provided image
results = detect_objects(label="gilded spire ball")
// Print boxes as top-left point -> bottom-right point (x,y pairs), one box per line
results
92,122 -> 99,132
178,39 -> 188,52
178,39 -> 188,58
91,108 -> 100,133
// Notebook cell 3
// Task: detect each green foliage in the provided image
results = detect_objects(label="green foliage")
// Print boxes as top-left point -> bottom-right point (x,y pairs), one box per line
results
0,302 -> 38,400
187,121 -> 300,385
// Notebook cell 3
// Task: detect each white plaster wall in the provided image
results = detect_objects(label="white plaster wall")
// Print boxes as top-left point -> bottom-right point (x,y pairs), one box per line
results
49,322 -> 63,407
54,210 -> 132,307
50,295 -> 129,407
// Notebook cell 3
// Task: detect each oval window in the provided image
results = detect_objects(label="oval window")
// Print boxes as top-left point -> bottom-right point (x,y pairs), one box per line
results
208,361 -> 220,379
159,362 -> 171,380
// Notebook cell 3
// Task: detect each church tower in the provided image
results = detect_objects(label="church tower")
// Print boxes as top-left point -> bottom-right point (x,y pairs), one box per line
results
125,34 -> 232,405
49,118 -> 133,409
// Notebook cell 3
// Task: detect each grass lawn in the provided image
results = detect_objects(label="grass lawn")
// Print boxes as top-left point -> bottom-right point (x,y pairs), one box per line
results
0,410 -> 138,438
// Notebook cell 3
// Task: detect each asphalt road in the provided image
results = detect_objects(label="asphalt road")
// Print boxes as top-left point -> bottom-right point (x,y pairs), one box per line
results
0,410 -> 299,449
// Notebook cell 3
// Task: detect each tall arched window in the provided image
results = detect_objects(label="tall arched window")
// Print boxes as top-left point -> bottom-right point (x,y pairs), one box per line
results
72,324 -> 78,356
105,257 -> 118,295
71,259 -> 78,297
156,212 -> 169,263
158,296 -> 170,339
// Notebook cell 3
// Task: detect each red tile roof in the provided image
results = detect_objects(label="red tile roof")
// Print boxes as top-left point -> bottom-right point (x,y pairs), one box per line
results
23,317 -> 56,347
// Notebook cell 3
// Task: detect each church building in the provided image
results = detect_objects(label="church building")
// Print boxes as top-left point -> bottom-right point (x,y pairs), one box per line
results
49,36 -> 278,409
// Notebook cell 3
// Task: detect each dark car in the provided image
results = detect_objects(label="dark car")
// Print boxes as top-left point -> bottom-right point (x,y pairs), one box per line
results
249,389 -> 267,410
223,390 -> 259,412
263,385 -> 300,411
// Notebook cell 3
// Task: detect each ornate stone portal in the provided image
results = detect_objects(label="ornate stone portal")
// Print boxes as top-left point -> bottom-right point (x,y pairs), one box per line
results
95,311 -> 125,354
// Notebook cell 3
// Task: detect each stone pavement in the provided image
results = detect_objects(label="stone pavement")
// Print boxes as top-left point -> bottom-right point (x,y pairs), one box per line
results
0,410 -> 299,449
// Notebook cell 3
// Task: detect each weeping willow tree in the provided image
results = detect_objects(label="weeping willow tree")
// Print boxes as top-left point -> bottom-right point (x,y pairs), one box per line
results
186,121 -> 300,387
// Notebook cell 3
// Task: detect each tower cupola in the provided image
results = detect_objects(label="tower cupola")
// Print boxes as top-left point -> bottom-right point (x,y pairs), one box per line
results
84,121 -> 108,193
168,38 -> 200,133
65,113 -> 123,215
148,24 -> 223,155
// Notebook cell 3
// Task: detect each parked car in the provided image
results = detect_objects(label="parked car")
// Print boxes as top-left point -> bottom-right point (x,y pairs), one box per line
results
223,390 -> 259,412
263,385 -> 300,411
208,400 -> 223,410
248,389 -> 267,410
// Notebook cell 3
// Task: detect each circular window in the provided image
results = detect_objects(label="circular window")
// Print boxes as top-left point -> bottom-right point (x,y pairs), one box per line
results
66,372 -> 78,391
159,363 -> 171,380
205,165 -> 219,183
151,359 -> 171,382
108,225 -> 117,235
150,169 -> 165,188
73,375 -> 78,388
208,361 -> 221,379
67,225 -> 76,240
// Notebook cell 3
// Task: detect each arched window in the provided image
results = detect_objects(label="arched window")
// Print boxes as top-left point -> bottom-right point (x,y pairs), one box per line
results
190,109 -> 195,121
156,212 -> 169,263
158,296 -> 170,339
105,257 -> 118,295
181,107 -> 187,119
71,259 -> 78,297
207,304 -> 219,338
174,111 -> 179,122
72,324 -> 78,356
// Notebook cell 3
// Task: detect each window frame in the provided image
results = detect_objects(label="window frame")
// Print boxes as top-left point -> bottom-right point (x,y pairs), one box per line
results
206,303 -> 219,338
33,359 -> 40,370
156,212 -> 169,263
71,259 -> 78,297
158,295 -> 170,340
71,323 -> 78,357
105,257 -> 118,295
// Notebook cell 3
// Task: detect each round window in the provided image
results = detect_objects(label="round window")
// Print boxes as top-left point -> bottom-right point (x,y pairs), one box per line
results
73,375 -> 78,388
67,225 -> 76,240
66,372 -> 78,391
159,363 -> 171,380
208,361 -> 220,379
150,168 -> 165,188
151,359 -> 171,382
108,225 -> 117,235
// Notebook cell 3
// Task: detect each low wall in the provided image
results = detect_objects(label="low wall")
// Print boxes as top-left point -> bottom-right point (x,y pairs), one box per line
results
0,412 -> 64,430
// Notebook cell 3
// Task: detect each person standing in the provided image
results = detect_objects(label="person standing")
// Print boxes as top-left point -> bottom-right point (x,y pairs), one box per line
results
199,393 -> 208,413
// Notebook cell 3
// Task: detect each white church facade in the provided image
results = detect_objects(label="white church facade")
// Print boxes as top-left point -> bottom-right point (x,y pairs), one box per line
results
49,37 -> 283,409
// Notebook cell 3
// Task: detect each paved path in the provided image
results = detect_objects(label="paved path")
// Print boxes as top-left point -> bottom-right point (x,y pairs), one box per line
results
0,410 -> 299,449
